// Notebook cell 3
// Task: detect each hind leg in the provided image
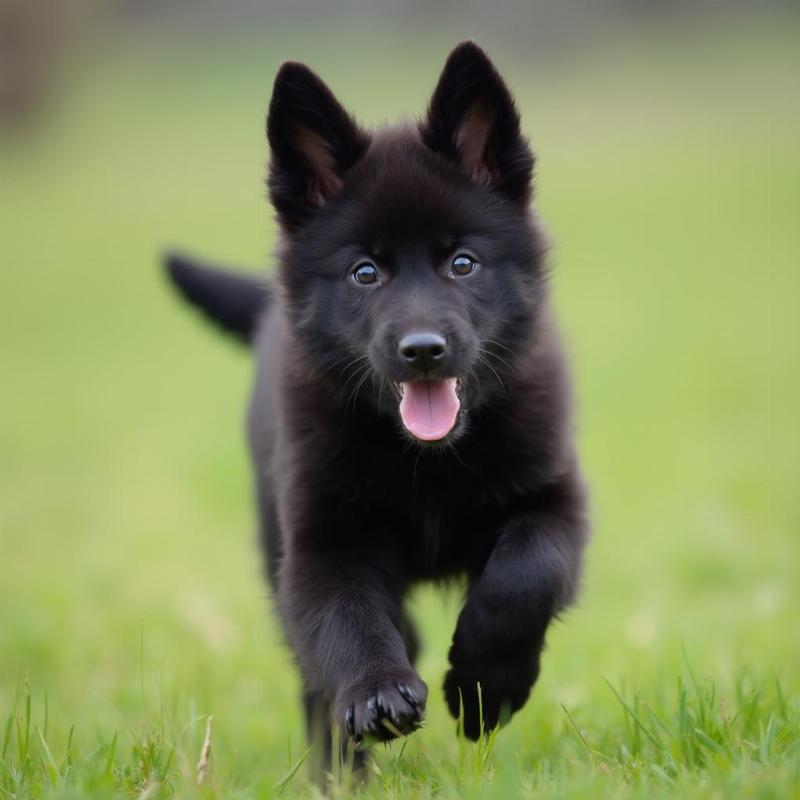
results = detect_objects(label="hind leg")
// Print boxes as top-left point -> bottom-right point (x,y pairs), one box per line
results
303,689 -> 365,785
303,690 -> 330,783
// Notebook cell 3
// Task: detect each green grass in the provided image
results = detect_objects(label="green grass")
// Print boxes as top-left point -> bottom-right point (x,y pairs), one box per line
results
1,13 -> 799,799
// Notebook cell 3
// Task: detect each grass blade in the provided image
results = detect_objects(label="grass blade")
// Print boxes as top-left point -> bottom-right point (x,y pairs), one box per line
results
274,745 -> 311,793
604,678 -> 664,751
34,724 -> 60,786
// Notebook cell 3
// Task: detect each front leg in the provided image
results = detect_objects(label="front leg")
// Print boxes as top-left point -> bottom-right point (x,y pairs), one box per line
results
280,543 -> 427,745
444,473 -> 587,739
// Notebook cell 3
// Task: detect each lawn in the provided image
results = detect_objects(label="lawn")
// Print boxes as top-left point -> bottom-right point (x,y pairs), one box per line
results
1,12 -> 798,799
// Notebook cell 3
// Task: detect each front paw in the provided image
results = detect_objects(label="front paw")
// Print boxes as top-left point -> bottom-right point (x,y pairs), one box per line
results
443,651 -> 539,740
337,672 -> 427,743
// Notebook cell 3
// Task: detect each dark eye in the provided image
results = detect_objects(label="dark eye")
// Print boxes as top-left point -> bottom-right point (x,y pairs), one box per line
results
352,262 -> 380,285
451,253 -> 477,277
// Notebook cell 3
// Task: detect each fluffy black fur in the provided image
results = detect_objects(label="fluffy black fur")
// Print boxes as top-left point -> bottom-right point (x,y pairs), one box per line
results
167,41 -> 588,767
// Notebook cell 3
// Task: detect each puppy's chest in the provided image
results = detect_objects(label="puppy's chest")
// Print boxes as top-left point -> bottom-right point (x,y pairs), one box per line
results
404,499 -> 494,578
330,438 -> 525,575
380,464 -> 507,577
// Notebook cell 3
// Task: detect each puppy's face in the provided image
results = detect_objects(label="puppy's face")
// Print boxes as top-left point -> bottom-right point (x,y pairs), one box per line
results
268,43 -> 546,444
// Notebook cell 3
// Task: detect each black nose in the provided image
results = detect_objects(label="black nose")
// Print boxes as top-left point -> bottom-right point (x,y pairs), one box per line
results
398,331 -> 447,372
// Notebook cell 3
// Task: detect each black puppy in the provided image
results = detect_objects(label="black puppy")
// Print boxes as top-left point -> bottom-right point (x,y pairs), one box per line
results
167,42 -> 588,761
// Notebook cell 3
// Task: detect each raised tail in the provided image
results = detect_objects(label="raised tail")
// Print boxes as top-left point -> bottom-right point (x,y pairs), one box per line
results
164,252 -> 271,345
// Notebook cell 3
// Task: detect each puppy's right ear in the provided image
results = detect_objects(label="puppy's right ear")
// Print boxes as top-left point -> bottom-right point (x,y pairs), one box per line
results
267,62 -> 370,232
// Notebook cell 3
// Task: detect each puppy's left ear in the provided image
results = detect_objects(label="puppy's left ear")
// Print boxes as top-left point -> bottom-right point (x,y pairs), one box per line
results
420,42 -> 533,205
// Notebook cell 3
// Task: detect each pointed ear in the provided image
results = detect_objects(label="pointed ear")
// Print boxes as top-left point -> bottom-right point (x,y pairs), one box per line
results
267,62 -> 370,231
420,42 -> 534,206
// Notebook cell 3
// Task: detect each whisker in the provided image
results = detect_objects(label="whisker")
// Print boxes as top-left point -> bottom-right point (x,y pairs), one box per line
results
338,354 -> 371,383
346,364 -> 373,414
476,352 -> 507,394
445,439 -> 474,472
480,342 -> 517,375
485,352 -> 516,374
326,351 -> 369,374
340,363 -> 371,411
482,338 -> 516,357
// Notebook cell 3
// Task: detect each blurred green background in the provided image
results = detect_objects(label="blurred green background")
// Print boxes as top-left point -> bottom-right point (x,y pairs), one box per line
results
1,3 -> 798,797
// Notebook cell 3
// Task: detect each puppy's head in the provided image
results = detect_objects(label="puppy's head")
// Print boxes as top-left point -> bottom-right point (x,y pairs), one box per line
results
268,42 -> 547,445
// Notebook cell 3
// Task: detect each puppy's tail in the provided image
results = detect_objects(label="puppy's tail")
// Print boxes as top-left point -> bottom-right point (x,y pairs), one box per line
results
164,252 -> 271,345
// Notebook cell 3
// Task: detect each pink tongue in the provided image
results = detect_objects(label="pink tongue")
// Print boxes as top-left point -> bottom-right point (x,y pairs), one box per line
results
399,379 -> 460,441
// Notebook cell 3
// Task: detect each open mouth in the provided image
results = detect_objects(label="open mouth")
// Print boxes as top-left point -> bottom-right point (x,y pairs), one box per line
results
396,378 -> 462,441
